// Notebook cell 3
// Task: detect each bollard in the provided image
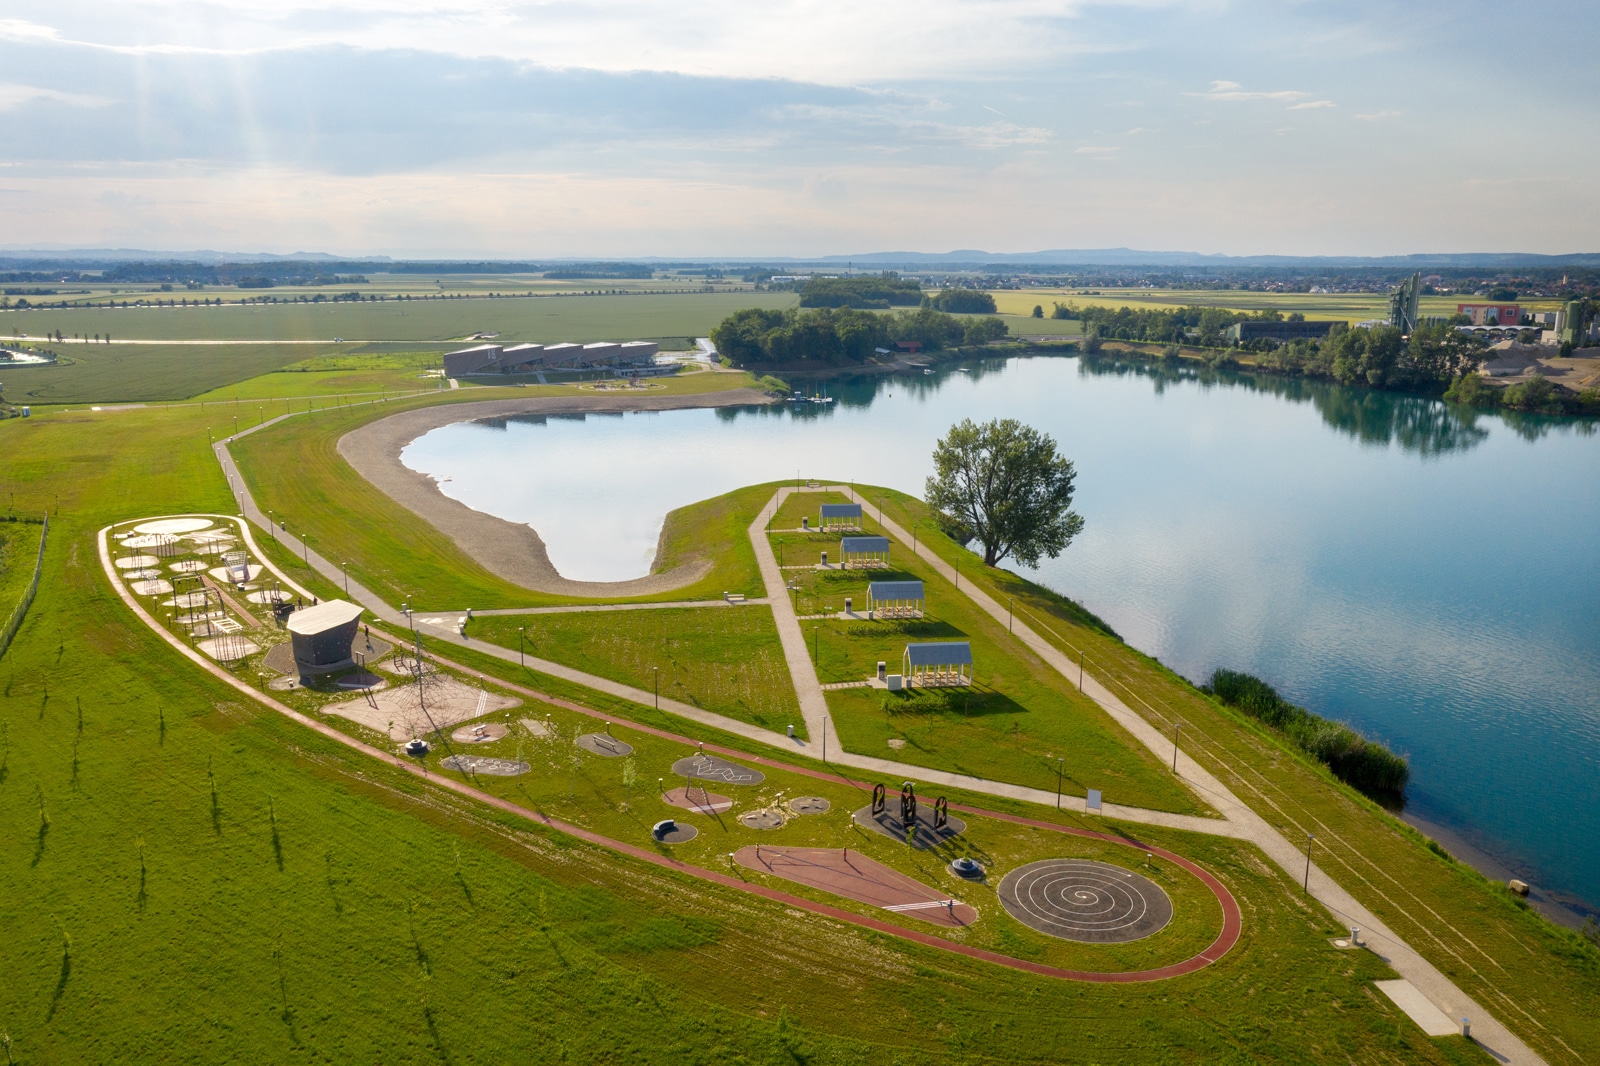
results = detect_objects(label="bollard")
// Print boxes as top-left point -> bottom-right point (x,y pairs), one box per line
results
787,724 -> 794,738
1461,1018 -> 1470,1040
821,550 -> 828,566
844,596 -> 852,614
802,517 -> 809,531
878,661 -> 887,681
1350,925 -> 1361,947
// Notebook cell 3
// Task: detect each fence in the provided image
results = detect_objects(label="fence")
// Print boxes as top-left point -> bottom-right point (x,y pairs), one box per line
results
0,514 -> 48,661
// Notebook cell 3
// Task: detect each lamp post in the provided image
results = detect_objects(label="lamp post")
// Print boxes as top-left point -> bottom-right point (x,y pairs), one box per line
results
1304,833 -> 1315,893
302,534 -> 309,565
1172,723 -> 1181,772
1008,596 -> 1014,634
821,714 -> 828,764
1056,758 -> 1064,809
341,561 -> 349,595
518,626 -> 525,668
653,666 -> 659,709
267,510 -> 275,540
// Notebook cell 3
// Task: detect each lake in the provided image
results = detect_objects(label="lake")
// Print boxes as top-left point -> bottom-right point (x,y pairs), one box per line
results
401,355 -> 1600,918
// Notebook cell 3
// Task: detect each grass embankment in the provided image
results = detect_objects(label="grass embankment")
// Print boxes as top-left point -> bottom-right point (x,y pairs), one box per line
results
1,403 -> 1488,1063
470,606 -> 804,737
771,492 -> 1200,817
864,485 -> 1600,1066
228,383 -> 770,611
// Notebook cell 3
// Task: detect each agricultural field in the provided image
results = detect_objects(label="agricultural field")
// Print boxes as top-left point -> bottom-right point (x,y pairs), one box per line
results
5,290 -> 796,346
1,370 -> 1595,1063
982,287 -> 1566,324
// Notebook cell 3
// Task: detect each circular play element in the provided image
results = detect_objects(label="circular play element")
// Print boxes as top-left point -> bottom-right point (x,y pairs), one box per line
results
164,592 -> 213,609
451,722 -> 509,744
788,796 -> 831,815
441,755 -> 530,777
124,568 -> 163,580
170,560 -> 209,573
951,857 -> 985,880
577,733 -> 634,758
739,809 -> 785,830
671,753 -> 765,786
246,590 -> 291,605
134,517 -> 214,535
997,859 -> 1173,944
130,579 -> 174,596
404,739 -> 431,757
115,555 -> 160,569
652,819 -> 698,844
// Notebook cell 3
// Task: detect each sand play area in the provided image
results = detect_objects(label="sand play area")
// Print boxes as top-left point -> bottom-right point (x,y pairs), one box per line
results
327,674 -> 521,742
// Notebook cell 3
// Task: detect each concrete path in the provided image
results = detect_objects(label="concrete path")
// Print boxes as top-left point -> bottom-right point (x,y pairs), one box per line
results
209,420 -> 1542,1064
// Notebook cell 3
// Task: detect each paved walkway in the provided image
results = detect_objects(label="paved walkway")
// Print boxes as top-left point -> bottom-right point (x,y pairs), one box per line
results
210,419 -> 1541,1064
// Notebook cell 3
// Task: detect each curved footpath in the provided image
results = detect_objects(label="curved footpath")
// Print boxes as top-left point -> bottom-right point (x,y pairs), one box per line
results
97,516 -> 1239,984
212,399 -> 1542,1064
335,389 -> 776,598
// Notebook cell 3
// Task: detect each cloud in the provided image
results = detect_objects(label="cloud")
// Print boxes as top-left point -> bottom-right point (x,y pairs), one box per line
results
1288,100 -> 1336,110
1188,80 -> 1310,102
1354,109 -> 1401,121
0,82 -> 113,110
1075,145 -> 1119,153
0,2 -> 1153,84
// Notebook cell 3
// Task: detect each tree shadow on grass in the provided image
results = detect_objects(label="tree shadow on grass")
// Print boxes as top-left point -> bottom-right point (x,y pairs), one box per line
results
45,937 -> 70,1022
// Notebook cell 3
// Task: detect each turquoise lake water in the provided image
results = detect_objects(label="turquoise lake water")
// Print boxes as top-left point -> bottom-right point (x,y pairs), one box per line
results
401,355 -> 1600,915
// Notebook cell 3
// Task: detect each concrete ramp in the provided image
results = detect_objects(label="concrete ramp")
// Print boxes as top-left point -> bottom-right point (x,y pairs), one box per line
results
1374,980 -> 1458,1037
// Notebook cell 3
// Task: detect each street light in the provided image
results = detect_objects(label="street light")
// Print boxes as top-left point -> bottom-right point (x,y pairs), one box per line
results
1304,833 -> 1315,893
518,626 -> 526,667
821,714 -> 828,763
653,666 -> 659,709
301,534 -> 309,565
341,561 -> 350,595
1056,757 -> 1064,809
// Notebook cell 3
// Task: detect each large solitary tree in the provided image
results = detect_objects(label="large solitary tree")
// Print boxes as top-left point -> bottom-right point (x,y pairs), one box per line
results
924,418 -> 1084,568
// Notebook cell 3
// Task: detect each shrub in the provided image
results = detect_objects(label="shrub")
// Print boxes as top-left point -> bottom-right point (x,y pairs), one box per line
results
1205,669 -> 1409,802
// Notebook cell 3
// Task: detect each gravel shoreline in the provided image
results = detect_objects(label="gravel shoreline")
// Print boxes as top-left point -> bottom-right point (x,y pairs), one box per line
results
337,387 -> 776,598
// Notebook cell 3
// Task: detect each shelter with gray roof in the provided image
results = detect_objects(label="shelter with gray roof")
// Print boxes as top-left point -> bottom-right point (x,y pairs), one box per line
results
903,642 -> 972,687
868,580 -> 924,618
286,599 -> 365,674
839,535 -> 890,569
820,502 -> 863,531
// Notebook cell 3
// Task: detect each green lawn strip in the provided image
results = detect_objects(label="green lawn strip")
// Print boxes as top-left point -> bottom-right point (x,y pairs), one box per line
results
191,365 -> 440,402
469,606 -> 804,738
0,520 -> 45,615
770,520 -> 1198,817
867,485 -> 1600,1063
228,384 -> 770,611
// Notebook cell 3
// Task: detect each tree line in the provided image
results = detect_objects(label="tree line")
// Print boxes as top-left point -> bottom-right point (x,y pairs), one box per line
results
711,306 -> 1009,366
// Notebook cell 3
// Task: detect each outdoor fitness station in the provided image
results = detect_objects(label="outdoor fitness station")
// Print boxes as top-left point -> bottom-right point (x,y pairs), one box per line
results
903,642 -> 973,687
818,502 -> 863,531
867,580 -> 924,618
839,535 -> 891,569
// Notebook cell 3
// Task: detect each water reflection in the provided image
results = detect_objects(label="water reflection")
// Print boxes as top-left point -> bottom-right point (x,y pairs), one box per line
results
1075,353 -> 1510,456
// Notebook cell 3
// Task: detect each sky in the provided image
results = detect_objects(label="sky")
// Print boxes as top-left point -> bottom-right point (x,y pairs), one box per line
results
0,0 -> 1596,259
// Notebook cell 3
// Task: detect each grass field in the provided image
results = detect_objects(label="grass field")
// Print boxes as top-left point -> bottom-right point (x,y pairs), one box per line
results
8,291 -> 797,345
0,343 -> 357,405
0,371 -> 1588,1062
470,606 -> 805,736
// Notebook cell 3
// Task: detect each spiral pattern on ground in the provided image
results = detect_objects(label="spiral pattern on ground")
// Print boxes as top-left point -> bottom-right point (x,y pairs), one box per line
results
997,859 -> 1173,943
